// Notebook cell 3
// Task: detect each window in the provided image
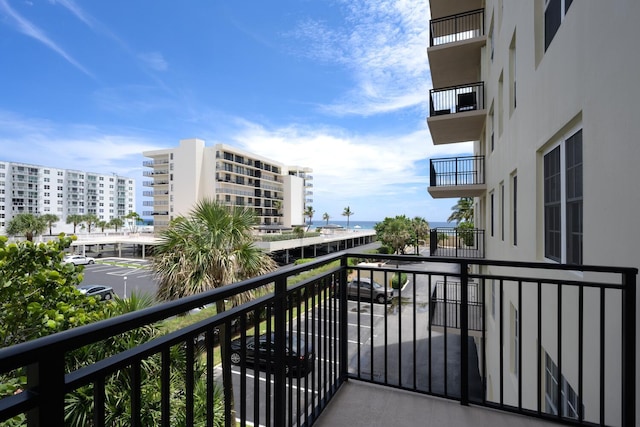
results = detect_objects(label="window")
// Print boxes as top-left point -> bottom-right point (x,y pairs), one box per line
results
545,0 -> 572,51
510,304 -> 519,377
490,191 -> 495,237
543,129 -> 582,264
545,352 -> 581,419
565,132 -> 583,264
489,19 -> 494,63
489,104 -> 495,152
509,32 -> 516,113
500,182 -> 505,241
512,174 -> 518,246
498,71 -> 504,136
491,280 -> 496,320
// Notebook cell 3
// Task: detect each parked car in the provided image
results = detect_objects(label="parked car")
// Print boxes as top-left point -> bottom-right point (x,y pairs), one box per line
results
63,255 -> 96,265
77,285 -> 114,301
347,277 -> 393,304
230,333 -> 314,375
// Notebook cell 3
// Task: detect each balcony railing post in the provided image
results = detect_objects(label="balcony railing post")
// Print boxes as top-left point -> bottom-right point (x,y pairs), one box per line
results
459,261 -> 469,406
273,276 -> 287,427
622,270 -> 636,427
339,256 -> 349,383
26,353 -> 65,426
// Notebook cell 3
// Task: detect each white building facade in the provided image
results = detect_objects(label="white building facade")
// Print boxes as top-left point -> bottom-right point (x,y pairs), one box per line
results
142,139 -> 312,230
0,161 -> 135,235
426,1 -> 640,425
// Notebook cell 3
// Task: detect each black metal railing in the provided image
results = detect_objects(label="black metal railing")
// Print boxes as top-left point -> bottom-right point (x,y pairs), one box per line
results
0,254 -> 636,427
430,280 -> 483,331
429,82 -> 485,117
430,9 -> 485,47
429,227 -> 485,258
430,156 -> 485,188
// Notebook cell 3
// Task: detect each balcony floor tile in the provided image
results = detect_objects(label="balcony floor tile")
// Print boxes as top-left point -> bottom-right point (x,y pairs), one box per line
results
314,380 -> 561,427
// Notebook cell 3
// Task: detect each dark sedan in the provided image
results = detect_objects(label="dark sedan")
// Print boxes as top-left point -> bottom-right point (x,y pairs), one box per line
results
77,285 -> 115,301
230,333 -> 314,375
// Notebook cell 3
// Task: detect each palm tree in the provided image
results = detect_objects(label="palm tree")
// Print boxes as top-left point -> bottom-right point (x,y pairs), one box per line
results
151,199 -> 276,426
293,225 -> 305,259
83,214 -> 100,234
412,216 -> 430,255
97,220 -> 108,233
322,212 -> 330,225
6,213 -> 46,241
124,211 -> 142,233
303,205 -> 315,226
447,197 -> 474,224
66,214 -> 84,234
41,213 -> 59,235
342,206 -> 354,229
109,217 -> 124,232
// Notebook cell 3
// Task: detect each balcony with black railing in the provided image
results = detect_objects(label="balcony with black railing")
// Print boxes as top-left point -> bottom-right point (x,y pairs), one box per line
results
428,9 -> 485,88
428,82 -> 486,145
428,155 -> 486,198
430,280 -> 483,335
430,227 -> 485,258
429,0 -> 484,21
143,159 -> 170,167
0,254 -> 635,427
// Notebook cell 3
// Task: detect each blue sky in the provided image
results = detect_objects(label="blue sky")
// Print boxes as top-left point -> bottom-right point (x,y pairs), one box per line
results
0,0 -> 472,222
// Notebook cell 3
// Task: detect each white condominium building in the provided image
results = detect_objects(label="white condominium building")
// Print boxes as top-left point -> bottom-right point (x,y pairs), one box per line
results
0,161 -> 136,234
142,139 -> 313,230
426,0 -> 640,424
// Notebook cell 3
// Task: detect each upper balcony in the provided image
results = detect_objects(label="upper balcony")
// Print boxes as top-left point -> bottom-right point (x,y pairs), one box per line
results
0,254 -> 635,427
428,9 -> 485,88
143,159 -> 170,168
428,155 -> 486,199
430,280 -> 483,336
429,227 -> 485,258
427,82 -> 486,145
429,0 -> 484,20
142,170 -> 169,177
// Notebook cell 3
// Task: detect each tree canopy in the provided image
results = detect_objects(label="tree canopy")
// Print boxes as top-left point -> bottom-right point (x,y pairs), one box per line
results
152,199 -> 276,303
342,206 -> 354,228
83,214 -> 100,234
109,217 -> 124,232
322,212 -> 330,225
374,215 -> 430,255
6,213 -> 46,242
303,206 -> 315,225
41,213 -> 60,235
66,214 -> 84,234
447,197 -> 474,224
0,235 -> 108,347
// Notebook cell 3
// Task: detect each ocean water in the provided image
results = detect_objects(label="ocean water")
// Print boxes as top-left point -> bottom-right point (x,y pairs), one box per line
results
313,220 -> 451,230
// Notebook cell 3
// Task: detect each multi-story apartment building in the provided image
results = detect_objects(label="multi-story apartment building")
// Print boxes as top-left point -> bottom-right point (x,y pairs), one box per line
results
0,160 -> 136,235
426,1 -> 639,424
142,139 -> 312,230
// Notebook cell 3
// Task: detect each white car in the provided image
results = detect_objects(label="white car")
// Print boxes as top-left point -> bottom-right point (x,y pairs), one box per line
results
63,255 -> 96,265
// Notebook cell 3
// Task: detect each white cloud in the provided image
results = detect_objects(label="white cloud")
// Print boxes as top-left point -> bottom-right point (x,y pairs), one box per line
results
226,118 -> 472,219
287,0 -> 431,116
138,52 -> 168,72
0,0 -> 93,77
0,111 -> 157,175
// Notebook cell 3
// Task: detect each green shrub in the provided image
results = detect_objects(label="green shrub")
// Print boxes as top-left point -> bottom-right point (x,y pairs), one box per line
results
391,272 -> 407,289
456,222 -> 475,247
377,245 -> 391,254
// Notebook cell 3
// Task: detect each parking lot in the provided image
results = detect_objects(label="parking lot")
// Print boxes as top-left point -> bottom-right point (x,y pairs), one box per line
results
79,257 -> 157,299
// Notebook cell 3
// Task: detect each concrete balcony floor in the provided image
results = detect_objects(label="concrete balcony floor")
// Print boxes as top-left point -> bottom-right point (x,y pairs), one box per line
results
315,380 -> 561,427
